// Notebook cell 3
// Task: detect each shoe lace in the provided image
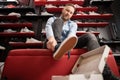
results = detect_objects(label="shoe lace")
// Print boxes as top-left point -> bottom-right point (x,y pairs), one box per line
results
67,51 -> 71,59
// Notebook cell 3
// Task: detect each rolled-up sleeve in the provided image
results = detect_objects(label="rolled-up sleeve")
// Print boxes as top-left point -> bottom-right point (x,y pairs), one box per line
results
45,17 -> 55,39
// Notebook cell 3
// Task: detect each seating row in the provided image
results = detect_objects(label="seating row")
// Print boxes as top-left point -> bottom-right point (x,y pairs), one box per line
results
1,48 -> 119,80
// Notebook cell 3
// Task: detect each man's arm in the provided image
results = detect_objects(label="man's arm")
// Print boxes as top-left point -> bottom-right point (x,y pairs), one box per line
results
45,17 -> 57,51
45,17 -> 55,39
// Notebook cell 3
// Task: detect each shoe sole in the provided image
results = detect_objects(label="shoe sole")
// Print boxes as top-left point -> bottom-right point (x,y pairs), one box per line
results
53,36 -> 78,60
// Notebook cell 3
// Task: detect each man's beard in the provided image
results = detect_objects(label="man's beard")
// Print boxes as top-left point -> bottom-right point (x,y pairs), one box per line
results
62,16 -> 69,21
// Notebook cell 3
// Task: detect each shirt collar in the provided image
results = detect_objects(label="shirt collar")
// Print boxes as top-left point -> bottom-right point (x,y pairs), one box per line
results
59,16 -> 71,23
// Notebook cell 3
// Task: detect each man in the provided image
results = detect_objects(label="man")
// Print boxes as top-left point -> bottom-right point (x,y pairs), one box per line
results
45,3 -> 120,80
45,3 -> 100,60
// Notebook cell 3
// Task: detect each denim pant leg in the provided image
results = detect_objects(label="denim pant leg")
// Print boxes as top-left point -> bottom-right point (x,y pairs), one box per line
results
75,33 -> 100,51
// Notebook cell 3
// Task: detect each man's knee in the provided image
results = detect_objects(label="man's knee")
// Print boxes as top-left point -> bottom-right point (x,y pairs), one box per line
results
86,33 -> 96,39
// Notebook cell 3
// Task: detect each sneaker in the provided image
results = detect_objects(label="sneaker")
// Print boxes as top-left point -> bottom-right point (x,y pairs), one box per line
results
45,4 -> 57,8
4,29 -> 17,33
53,35 -> 78,60
25,12 -> 38,16
89,11 -> 100,15
41,11 -> 53,16
74,4 -> 83,8
20,27 -> 34,33
58,6 -> 64,8
74,20 -> 82,23
26,37 -> 42,43
76,11 -> 88,15
4,4 -> 16,8
8,12 -> 21,17
0,45 -> 5,50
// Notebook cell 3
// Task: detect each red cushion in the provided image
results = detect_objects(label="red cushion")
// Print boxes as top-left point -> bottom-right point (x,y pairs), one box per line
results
2,49 -> 87,80
7,48 -> 87,56
107,54 -> 120,77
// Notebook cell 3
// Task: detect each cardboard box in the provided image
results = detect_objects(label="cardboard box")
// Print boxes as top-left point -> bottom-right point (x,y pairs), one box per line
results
72,45 -> 110,75
52,76 -> 68,80
52,74 -> 103,80
52,45 -> 110,80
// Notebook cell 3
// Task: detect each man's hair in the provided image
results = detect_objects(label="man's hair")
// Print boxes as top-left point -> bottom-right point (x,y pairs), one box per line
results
65,3 -> 76,11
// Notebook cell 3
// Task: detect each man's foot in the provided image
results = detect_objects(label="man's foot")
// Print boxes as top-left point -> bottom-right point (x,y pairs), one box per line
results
53,35 -> 78,60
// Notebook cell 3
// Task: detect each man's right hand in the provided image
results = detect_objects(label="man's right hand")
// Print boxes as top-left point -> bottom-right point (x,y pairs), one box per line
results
47,37 -> 57,51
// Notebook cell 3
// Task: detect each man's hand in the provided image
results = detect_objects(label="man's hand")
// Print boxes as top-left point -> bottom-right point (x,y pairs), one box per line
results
47,37 -> 57,51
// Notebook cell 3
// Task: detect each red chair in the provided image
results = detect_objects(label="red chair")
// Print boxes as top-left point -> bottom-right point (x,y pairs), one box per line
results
2,48 -> 119,80
107,54 -> 120,77
1,49 -> 87,80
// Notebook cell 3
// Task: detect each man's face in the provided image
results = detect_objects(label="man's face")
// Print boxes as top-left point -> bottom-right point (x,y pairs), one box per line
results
61,6 -> 75,21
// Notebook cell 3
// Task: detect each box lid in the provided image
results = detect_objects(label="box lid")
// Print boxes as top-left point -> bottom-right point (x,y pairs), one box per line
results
72,45 -> 110,76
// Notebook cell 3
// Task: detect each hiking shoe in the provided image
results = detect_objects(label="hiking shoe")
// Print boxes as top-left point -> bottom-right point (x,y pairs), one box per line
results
53,35 -> 78,60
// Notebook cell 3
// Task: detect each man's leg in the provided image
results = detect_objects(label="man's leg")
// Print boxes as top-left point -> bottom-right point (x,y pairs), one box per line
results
52,18 -> 78,60
102,64 -> 120,80
75,33 -> 100,51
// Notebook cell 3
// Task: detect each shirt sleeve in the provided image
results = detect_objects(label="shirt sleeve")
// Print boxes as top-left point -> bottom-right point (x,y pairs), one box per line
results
45,17 -> 55,39
68,21 -> 78,36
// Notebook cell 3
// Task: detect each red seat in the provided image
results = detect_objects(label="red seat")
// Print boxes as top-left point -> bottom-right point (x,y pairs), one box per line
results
2,48 -> 119,80
1,49 -> 87,80
107,54 -> 120,77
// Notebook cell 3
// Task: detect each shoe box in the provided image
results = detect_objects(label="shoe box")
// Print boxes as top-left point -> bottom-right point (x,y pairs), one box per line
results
52,45 -> 110,80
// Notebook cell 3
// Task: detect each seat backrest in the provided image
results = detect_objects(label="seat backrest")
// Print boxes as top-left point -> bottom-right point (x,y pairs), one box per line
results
1,49 -> 87,80
107,54 -> 120,77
